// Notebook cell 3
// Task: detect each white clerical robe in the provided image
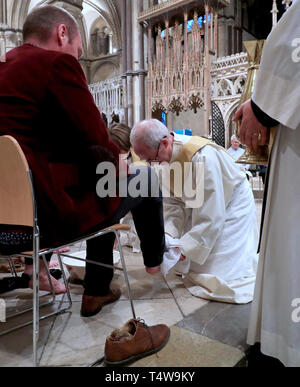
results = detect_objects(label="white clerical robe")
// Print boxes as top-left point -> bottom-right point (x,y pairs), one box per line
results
227,147 -> 250,170
247,0 -> 300,367
227,146 -> 245,161
163,134 -> 258,304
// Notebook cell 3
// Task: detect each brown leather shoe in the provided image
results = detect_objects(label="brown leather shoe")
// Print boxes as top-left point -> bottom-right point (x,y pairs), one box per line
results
80,289 -> 121,317
104,319 -> 170,366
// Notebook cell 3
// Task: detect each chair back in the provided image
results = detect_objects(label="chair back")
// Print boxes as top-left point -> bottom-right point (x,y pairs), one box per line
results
0,136 -> 34,227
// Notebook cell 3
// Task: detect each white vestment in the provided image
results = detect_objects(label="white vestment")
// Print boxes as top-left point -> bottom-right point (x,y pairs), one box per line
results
247,0 -> 300,367
227,146 -> 245,161
163,134 -> 258,304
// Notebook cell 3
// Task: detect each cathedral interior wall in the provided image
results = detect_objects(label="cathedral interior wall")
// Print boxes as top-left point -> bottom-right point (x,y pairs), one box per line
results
166,109 -> 206,137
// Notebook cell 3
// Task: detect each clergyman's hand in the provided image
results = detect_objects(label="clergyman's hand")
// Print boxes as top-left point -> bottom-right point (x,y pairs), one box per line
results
233,100 -> 269,150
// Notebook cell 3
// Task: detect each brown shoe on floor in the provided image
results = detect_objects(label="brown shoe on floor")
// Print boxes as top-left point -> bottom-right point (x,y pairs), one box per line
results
80,289 -> 121,317
104,318 -> 170,366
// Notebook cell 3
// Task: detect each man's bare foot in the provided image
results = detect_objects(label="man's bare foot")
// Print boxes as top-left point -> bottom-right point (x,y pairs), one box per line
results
146,266 -> 161,275
28,274 -> 67,294
24,262 -> 66,294
49,260 -> 59,268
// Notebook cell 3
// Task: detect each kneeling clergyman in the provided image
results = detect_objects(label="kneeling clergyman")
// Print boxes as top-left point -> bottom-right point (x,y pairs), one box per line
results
131,119 -> 258,304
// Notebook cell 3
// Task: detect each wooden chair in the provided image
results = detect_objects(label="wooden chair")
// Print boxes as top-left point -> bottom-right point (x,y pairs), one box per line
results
0,135 -> 136,366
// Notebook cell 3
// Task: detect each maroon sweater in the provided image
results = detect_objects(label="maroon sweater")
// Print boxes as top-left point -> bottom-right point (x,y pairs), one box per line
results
0,44 -> 121,245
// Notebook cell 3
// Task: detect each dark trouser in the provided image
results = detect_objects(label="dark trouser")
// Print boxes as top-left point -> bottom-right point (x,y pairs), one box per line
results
83,166 -> 165,296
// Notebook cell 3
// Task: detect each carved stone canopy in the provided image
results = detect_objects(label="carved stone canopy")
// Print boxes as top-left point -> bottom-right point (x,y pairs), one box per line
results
168,97 -> 184,116
152,101 -> 166,114
188,94 -> 204,114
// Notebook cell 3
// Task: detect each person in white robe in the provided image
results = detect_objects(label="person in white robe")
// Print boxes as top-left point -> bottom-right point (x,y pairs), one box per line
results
227,134 -> 246,160
227,135 -> 250,170
234,0 -> 300,367
130,119 -> 258,304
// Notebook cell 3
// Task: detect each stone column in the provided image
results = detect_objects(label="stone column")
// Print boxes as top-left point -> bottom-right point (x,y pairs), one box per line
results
0,0 -> 7,58
121,0 -> 128,124
126,0 -> 133,127
138,0 -> 146,121
164,18 -> 169,116
214,12 -> 218,55
204,4 -> 211,136
217,13 -> 226,58
147,23 -> 153,119
210,11 -> 213,51
0,0 -> 20,55
0,0 -> 7,25
183,10 -> 189,110
108,32 -> 113,54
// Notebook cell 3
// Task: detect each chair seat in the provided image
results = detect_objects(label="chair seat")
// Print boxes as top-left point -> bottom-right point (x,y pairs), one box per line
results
0,223 -> 131,256
0,224 -> 33,255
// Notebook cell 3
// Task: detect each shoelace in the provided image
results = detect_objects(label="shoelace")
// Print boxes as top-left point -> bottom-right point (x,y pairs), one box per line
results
136,317 -> 159,359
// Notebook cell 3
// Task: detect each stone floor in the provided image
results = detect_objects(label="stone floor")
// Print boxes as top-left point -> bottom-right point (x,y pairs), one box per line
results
0,200 -> 263,367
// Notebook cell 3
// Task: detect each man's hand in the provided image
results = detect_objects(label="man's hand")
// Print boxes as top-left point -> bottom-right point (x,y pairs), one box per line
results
233,100 -> 269,150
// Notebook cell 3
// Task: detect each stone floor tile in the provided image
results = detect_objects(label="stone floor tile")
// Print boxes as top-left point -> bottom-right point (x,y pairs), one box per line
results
0,305 -> 59,367
119,246 -> 143,266
40,298 -> 183,367
164,271 -> 198,298
176,296 -> 209,317
129,326 -> 244,367
177,301 -> 252,352
112,267 -> 173,300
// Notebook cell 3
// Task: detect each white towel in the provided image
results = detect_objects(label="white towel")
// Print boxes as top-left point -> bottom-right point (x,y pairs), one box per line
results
161,234 -> 190,276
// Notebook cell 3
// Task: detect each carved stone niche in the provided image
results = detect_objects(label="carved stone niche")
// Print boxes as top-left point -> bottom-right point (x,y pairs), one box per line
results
188,94 -> 204,114
152,101 -> 166,121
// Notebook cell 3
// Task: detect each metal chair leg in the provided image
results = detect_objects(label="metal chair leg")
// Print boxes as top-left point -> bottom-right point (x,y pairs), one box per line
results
8,258 -> 18,278
114,230 -> 136,320
42,255 -> 56,304
57,252 -> 72,311
33,232 -> 40,367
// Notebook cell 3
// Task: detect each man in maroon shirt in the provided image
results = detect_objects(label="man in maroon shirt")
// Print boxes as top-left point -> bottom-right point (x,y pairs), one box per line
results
0,6 -> 165,317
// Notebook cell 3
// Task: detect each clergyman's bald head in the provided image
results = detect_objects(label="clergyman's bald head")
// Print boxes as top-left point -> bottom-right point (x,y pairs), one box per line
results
131,119 -> 170,150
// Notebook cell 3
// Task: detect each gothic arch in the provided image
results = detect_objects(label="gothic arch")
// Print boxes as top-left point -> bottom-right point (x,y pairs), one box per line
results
88,15 -> 114,57
224,100 -> 240,147
217,78 -> 235,97
90,59 -> 119,83
83,0 -> 121,50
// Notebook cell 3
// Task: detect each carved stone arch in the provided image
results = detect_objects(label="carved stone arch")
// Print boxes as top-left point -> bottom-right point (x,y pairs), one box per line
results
223,100 -> 241,147
233,75 -> 246,95
177,73 -> 181,91
172,74 -> 176,90
10,0 -> 22,29
90,59 -> 119,83
89,15 -> 113,57
17,0 -> 34,29
217,78 -> 235,97
83,0 -> 121,51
